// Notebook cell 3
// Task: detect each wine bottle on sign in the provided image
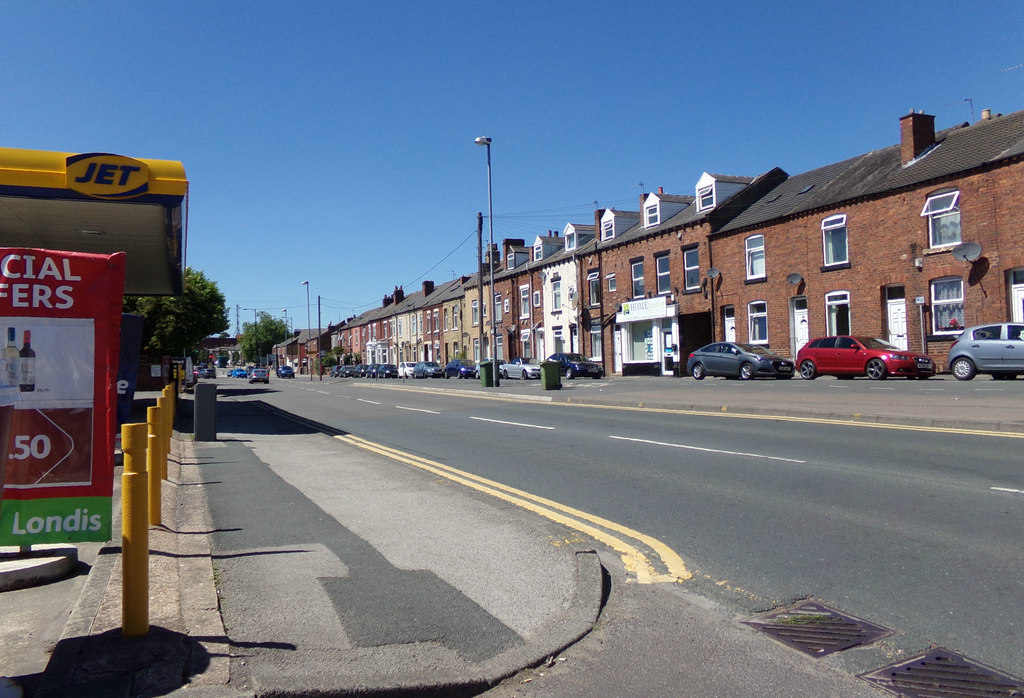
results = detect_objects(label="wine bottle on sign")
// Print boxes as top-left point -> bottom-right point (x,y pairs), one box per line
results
3,328 -> 18,387
19,330 -> 35,392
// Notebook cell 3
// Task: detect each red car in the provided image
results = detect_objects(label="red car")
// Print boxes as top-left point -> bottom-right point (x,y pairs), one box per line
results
796,336 -> 935,380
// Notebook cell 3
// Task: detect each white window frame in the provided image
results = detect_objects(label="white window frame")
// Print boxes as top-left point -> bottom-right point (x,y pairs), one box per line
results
552,280 -> 562,310
532,290 -> 541,308
565,230 -> 577,251
519,286 -> 530,318
644,203 -> 659,227
453,305 -> 459,329
504,298 -> 510,314
507,252 -> 516,270
601,219 -> 614,241
825,290 -> 851,335
590,320 -> 603,360
533,243 -> 543,261
821,214 -> 849,266
631,261 -> 645,298
745,234 -> 766,280
494,293 -> 502,321
683,247 -> 700,290
748,301 -> 768,344
697,185 -> 715,211
587,272 -> 600,307
655,255 -> 671,295
931,277 -> 964,334
472,299 -> 479,326
921,190 -> 961,248
606,274 -> 616,292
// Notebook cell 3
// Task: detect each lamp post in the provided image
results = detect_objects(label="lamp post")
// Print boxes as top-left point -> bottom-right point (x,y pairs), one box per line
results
475,136 -> 497,386
302,281 -> 312,380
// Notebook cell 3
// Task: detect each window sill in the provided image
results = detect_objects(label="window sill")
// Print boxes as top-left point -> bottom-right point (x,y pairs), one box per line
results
820,262 -> 851,273
926,334 -> 958,342
744,276 -> 768,286
924,245 -> 956,256
681,288 -> 701,295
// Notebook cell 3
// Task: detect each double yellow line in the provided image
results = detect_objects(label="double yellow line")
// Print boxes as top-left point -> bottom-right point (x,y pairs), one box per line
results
335,434 -> 691,584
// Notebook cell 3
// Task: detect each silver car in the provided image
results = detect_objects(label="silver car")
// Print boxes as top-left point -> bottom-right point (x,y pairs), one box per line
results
499,357 -> 541,379
947,322 -> 1024,380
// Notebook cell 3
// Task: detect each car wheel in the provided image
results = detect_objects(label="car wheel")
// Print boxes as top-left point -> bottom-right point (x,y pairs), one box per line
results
799,360 -> 817,380
691,362 -> 706,380
866,358 -> 888,380
501,369 -> 509,379
739,362 -> 755,380
566,368 -> 575,380
950,357 -> 976,381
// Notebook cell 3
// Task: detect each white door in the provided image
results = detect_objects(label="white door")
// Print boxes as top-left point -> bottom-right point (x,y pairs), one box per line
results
887,298 -> 908,350
1011,274 -> 1024,323
790,297 -> 809,354
723,306 -> 736,342
613,326 -> 622,374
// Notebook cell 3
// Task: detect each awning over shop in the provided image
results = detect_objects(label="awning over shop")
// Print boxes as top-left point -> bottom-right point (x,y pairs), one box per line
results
0,147 -> 188,295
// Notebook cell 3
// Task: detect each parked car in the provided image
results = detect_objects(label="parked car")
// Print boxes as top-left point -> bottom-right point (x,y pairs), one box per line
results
947,322 -> 1024,380
413,361 -> 444,378
364,364 -> 380,378
340,364 -> 359,377
796,336 -> 935,380
398,361 -> 417,378
546,353 -> 604,379
686,342 -> 795,380
499,357 -> 541,379
200,367 -> 217,379
249,367 -> 270,384
228,368 -> 248,378
444,359 -> 478,379
376,363 -> 398,378
277,366 -> 295,378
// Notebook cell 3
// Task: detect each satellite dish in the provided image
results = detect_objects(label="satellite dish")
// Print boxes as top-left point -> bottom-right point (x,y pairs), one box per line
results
786,273 -> 803,285
707,267 -> 720,279
951,241 -> 982,262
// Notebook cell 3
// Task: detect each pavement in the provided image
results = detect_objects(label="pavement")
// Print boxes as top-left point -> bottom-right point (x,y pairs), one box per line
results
1,374 -> 1021,697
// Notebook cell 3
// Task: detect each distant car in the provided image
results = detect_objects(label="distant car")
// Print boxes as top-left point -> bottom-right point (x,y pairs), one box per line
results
686,342 -> 794,380
340,364 -> 359,377
797,336 -> 935,380
546,353 -> 604,379
500,357 -> 541,379
947,322 -> 1024,380
413,361 -> 444,378
444,359 -> 478,379
398,361 -> 417,378
200,367 -> 217,379
249,368 -> 270,384
228,368 -> 247,378
376,363 -> 398,378
277,366 -> 295,378
363,364 -> 380,378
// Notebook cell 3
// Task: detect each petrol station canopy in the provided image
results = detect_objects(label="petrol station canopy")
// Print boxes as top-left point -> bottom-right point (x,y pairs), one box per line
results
0,147 -> 188,295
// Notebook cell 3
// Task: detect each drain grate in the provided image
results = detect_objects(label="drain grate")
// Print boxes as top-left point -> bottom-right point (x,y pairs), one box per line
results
860,648 -> 1024,697
743,601 -> 892,658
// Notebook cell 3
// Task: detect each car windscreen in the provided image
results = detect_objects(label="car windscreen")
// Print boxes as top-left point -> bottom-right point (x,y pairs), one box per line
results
859,337 -> 899,350
563,354 -> 588,362
735,343 -> 772,355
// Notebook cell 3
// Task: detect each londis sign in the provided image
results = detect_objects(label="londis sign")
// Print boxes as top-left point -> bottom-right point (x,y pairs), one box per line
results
65,153 -> 150,200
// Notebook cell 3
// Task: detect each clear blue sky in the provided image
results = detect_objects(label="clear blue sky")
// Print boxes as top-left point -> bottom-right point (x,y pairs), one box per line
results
4,2 -> 1022,333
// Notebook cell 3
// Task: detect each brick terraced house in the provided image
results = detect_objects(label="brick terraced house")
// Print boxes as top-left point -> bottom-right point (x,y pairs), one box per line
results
335,106 -> 1024,376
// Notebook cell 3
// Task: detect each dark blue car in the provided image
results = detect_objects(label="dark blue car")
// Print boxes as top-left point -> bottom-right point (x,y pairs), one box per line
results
444,359 -> 478,379
546,353 -> 604,379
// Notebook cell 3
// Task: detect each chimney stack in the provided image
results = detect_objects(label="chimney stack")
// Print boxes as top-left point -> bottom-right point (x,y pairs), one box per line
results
422,280 -> 434,297
900,110 -> 936,165
394,285 -> 405,303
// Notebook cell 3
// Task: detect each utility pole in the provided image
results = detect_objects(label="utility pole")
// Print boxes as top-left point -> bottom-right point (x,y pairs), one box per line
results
476,212 -> 484,370
317,295 -> 323,380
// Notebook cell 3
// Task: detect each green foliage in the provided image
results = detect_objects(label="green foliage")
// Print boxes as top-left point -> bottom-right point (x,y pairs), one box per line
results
123,268 -> 229,357
239,313 -> 289,363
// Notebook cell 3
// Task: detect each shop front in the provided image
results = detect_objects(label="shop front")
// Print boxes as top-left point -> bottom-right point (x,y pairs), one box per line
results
614,296 -> 679,376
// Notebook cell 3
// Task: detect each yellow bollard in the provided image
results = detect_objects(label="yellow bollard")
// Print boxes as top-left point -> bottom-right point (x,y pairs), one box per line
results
121,422 -> 149,637
156,396 -> 170,480
147,405 -> 162,526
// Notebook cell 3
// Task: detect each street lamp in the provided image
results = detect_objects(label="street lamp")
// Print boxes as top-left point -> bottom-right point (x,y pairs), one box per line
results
302,281 -> 312,381
475,136 -> 498,386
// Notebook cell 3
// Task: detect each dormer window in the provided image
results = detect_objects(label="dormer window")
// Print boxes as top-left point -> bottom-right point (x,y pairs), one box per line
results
533,243 -> 543,261
601,219 -> 614,241
565,230 -> 577,251
507,252 -> 516,270
697,185 -> 715,211
645,203 -> 660,227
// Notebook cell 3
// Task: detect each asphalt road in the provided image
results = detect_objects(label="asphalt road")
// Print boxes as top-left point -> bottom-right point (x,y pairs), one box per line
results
214,374 -> 1024,683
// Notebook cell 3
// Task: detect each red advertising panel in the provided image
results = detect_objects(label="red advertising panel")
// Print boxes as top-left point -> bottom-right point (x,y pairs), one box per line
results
0,248 -> 125,544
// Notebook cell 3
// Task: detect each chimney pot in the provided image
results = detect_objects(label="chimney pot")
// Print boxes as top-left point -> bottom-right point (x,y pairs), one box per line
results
981,108 -> 992,121
658,186 -> 664,195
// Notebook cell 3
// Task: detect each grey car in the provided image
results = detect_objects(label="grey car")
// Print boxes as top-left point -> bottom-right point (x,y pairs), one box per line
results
499,357 -> 541,379
947,322 -> 1024,380
686,342 -> 795,380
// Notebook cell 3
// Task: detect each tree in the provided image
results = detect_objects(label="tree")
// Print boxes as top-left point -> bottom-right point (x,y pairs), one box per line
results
239,313 -> 289,364
123,268 -> 229,357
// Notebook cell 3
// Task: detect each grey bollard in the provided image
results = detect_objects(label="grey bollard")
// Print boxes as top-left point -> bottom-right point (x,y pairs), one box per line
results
193,383 -> 217,441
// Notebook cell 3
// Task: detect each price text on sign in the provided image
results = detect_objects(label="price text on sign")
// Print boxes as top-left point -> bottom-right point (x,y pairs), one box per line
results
9,434 -> 52,460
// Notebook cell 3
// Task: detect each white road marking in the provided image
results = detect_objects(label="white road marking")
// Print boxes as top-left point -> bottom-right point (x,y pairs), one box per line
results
357,398 -> 381,405
609,435 -> 806,463
470,416 -> 554,430
395,406 -> 440,414
990,486 -> 1024,495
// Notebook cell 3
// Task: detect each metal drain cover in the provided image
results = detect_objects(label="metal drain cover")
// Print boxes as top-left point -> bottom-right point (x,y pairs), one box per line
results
860,647 -> 1024,697
744,601 -> 892,658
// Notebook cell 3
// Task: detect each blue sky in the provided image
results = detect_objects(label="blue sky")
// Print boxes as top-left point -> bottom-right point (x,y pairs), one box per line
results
4,2 -> 1023,333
